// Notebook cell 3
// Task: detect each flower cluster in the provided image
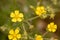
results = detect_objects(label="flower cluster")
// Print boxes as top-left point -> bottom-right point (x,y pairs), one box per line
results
8,3 -> 58,40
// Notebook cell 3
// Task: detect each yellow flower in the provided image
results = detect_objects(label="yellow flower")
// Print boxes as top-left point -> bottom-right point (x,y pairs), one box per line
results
8,28 -> 21,40
10,10 -> 24,22
35,34 -> 43,40
35,6 -> 46,16
47,22 -> 57,32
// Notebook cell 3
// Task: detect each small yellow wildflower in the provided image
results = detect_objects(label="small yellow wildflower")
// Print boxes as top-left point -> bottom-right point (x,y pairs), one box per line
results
8,28 -> 21,40
35,34 -> 43,40
47,22 -> 57,32
10,10 -> 24,22
35,6 -> 46,16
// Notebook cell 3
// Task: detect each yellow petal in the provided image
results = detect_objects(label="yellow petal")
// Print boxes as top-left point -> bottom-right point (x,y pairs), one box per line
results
35,35 -> 43,40
40,6 -> 45,9
15,10 -> 19,15
10,12 -> 15,18
48,29 -> 52,32
8,35 -> 13,39
9,29 -> 14,34
15,28 -> 19,34
52,29 -> 56,32
36,6 -> 40,10
17,18 -> 23,22
36,11 -> 41,16
54,25 -> 57,29
42,11 -> 45,13
47,24 -> 50,28
12,38 -> 17,40
50,22 -> 54,25
19,13 -> 24,17
17,34 -> 21,39
12,18 -> 17,22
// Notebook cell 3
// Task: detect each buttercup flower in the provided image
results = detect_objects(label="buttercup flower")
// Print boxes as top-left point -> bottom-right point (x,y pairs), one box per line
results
35,34 -> 43,40
8,28 -> 21,40
10,10 -> 24,22
35,6 -> 46,16
47,22 -> 57,32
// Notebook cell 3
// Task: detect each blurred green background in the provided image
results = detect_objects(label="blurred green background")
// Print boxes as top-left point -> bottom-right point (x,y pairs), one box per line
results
0,0 -> 60,40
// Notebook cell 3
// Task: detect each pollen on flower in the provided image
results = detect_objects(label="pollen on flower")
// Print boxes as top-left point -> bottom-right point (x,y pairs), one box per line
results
35,34 -> 43,40
47,22 -> 57,32
35,6 -> 46,16
10,10 -> 24,22
8,28 -> 21,40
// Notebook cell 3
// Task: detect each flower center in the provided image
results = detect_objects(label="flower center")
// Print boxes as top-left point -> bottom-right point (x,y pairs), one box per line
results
13,34 -> 17,38
15,14 -> 20,19
50,25 -> 55,30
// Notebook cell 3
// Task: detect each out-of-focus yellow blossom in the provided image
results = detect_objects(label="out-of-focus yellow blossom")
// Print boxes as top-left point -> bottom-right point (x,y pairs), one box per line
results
35,6 -> 46,16
47,22 -> 57,32
10,10 -> 24,22
8,28 -> 21,40
50,13 -> 55,19
35,34 -> 43,40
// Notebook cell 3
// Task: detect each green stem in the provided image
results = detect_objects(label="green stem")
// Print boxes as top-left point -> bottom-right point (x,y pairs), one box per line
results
22,22 -> 34,40
43,32 -> 48,37
29,36 -> 34,40
25,16 -> 39,21
22,23 -> 26,31
25,21 -> 31,27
